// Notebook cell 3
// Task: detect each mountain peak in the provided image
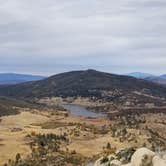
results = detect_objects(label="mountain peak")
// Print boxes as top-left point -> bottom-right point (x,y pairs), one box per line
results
0,70 -> 166,99
85,69 -> 98,72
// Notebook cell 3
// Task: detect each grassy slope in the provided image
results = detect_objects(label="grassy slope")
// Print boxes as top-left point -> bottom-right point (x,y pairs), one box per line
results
0,97 -> 42,116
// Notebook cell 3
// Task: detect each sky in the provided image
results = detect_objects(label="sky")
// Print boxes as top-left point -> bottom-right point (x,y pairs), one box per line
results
0,0 -> 166,76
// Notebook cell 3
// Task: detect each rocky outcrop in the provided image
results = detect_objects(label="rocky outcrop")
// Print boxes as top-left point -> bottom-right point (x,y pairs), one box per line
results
163,154 -> 166,161
110,160 -> 121,166
152,156 -> 166,166
131,147 -> 155,166
94,148 -> 166,166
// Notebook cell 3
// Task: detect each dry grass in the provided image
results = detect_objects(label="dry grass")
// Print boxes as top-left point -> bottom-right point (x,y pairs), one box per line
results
0,109 -> 165,165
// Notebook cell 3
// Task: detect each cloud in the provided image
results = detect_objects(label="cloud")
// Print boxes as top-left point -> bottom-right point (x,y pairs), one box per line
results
0,0 -> 166,75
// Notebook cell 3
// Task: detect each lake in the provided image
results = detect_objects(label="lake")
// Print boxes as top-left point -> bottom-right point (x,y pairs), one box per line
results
62,104 -> 104,118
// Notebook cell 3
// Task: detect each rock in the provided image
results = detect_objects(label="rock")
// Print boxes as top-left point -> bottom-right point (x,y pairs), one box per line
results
85,162 -> 94,166
116,148 -> 135,163
94,156 -> 110,166
94,158 -> 101,166
110,159 -> 121,166
121,163 -> 132,166
94,148 -> 166,166
163,154 -> 166,161
108,155 -> 116,161
94,157 -> 121,166
131,148 -> 155,166
152,156 -> 166,166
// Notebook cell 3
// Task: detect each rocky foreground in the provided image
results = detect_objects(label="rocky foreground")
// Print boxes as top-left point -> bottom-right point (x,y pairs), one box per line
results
94,148 -> 166,166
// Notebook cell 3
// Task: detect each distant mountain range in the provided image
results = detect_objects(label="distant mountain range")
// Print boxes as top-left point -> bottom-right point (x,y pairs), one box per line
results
0,69 -> 166,108
127,72 -> 166,85
0,72 -> 166,86
127,72 -> 155,79
0,73 -> 45,85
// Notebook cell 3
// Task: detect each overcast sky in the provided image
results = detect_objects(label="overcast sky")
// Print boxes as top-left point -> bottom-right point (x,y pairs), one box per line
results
0,0 -> 166,76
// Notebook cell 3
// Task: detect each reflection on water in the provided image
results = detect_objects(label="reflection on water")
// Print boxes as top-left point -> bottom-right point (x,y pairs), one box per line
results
62,104 -> 104,118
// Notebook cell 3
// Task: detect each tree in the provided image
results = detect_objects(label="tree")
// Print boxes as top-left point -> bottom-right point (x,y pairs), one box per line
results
106,142 -> 111,149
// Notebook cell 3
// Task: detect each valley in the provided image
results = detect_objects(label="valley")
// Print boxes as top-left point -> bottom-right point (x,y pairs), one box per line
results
1,0 -> 166,164
0,100 -> 165,166
0,70 -> 165,166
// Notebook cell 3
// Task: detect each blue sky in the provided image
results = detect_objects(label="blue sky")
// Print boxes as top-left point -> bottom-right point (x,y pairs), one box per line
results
0,0 -> 166,76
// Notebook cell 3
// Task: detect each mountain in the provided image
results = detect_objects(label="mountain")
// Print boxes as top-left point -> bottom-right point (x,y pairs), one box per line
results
127,72 -> 166,85
160,74 -> 166,79
0,70 -> 166,106
145,76 -> 166,86
144,74 -> 166,85
127,72 -> 155,79
0,73 -> 45,85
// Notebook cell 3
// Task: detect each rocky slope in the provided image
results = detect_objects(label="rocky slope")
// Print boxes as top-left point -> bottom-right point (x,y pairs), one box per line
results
94,148 -> 166,166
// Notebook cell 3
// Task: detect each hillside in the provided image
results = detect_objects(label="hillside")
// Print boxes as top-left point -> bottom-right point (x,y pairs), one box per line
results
0,70 -> 166,166
127,72 -> 166,85
127,72 -> 155,79
0,97 -> 41,116
0,73 -> 45,85
160,74 -> 166,79
0,70 -> 166,105
145,76 -> 166,86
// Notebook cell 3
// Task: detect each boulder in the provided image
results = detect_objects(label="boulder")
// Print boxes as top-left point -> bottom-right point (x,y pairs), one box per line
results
163,154 -> 166,161
121,164 -> 132,166
131,148 -> 155,166
152,156 -> 166,166
94,148 -> 166,166
110,159 -> 121,166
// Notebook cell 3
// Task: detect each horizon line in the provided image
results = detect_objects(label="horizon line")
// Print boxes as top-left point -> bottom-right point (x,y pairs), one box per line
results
0,69 -> 165,77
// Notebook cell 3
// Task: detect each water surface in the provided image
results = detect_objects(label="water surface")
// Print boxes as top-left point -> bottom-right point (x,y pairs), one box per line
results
62,104 -> 104,118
